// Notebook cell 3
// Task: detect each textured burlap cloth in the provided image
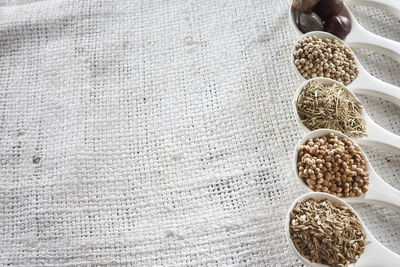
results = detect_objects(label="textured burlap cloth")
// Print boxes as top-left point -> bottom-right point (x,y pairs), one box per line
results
0,0 -> 399,265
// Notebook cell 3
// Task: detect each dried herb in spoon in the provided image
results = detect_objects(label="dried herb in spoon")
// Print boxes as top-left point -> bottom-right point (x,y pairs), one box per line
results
296,80 -> 366,137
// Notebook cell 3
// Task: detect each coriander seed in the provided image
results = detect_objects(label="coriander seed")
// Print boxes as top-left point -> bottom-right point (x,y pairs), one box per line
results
297,133 -> 369,197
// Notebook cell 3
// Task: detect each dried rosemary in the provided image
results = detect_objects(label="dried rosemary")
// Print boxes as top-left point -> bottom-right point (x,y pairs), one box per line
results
296,80 -> 366,137
290,199 -> 366,267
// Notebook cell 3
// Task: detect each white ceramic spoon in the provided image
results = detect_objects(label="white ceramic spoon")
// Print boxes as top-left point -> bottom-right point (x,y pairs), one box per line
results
346,0 -> 400,19
286,192 -> 400,266
293,128 -> 400,211
291,31 -> 400,107
293,77 -> 400,153
289,3 -> 400,62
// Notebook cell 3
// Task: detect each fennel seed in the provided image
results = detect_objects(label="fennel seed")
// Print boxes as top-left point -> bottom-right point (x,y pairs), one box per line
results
290,199 -> 366,266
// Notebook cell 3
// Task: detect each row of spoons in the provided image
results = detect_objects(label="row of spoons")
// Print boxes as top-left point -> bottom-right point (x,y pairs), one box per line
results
288,92 -> 400,265
287,2 -> 400,266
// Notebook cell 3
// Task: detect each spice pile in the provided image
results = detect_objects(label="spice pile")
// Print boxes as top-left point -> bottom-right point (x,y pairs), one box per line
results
294,36 -> 358,85
297,132 -> 369,197
293,0 -> 352,40
296,80 -> 366,137
290,199 -> 366,266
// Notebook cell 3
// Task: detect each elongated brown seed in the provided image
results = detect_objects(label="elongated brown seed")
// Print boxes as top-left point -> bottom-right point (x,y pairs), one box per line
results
290,199 -> 366,266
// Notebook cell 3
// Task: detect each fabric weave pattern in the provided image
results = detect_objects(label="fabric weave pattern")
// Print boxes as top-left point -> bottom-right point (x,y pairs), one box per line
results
0,0 -> 399,265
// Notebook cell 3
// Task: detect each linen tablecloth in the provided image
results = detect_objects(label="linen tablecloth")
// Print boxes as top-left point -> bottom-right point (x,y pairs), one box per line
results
1,0 -> 399,265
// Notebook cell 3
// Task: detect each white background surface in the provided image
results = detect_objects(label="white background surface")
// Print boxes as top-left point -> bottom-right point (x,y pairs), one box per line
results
0,0 -> 399,265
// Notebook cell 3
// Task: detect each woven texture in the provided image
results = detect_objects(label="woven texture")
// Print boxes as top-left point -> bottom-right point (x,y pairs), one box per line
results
0,0 -> 399,265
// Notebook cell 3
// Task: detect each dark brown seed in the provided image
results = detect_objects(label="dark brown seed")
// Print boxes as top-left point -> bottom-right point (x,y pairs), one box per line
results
325,15 -> 352,39
292,0 -> 320,12
298,12 -> 324,33
314,0 -> 344,20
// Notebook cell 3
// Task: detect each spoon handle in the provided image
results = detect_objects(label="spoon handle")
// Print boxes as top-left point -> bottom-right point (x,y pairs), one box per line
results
357,236 -> 400,266
346,0 -> 400,18
346,24 -> 400,63
363,170 -> 400,212
349,71 -> 400,107
359,116 -> 400,153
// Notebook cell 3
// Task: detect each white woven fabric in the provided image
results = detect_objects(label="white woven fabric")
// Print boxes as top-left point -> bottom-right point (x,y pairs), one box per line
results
0,0 -> 399,265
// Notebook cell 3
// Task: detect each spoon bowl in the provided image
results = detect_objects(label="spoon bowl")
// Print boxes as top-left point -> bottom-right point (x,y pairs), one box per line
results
291,31 -> 400,107
293,128 -> 400,211
286,192 -> 400,266
293,77 -> 400,153
289,2 -> 400,62
289,4 -> 351,37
